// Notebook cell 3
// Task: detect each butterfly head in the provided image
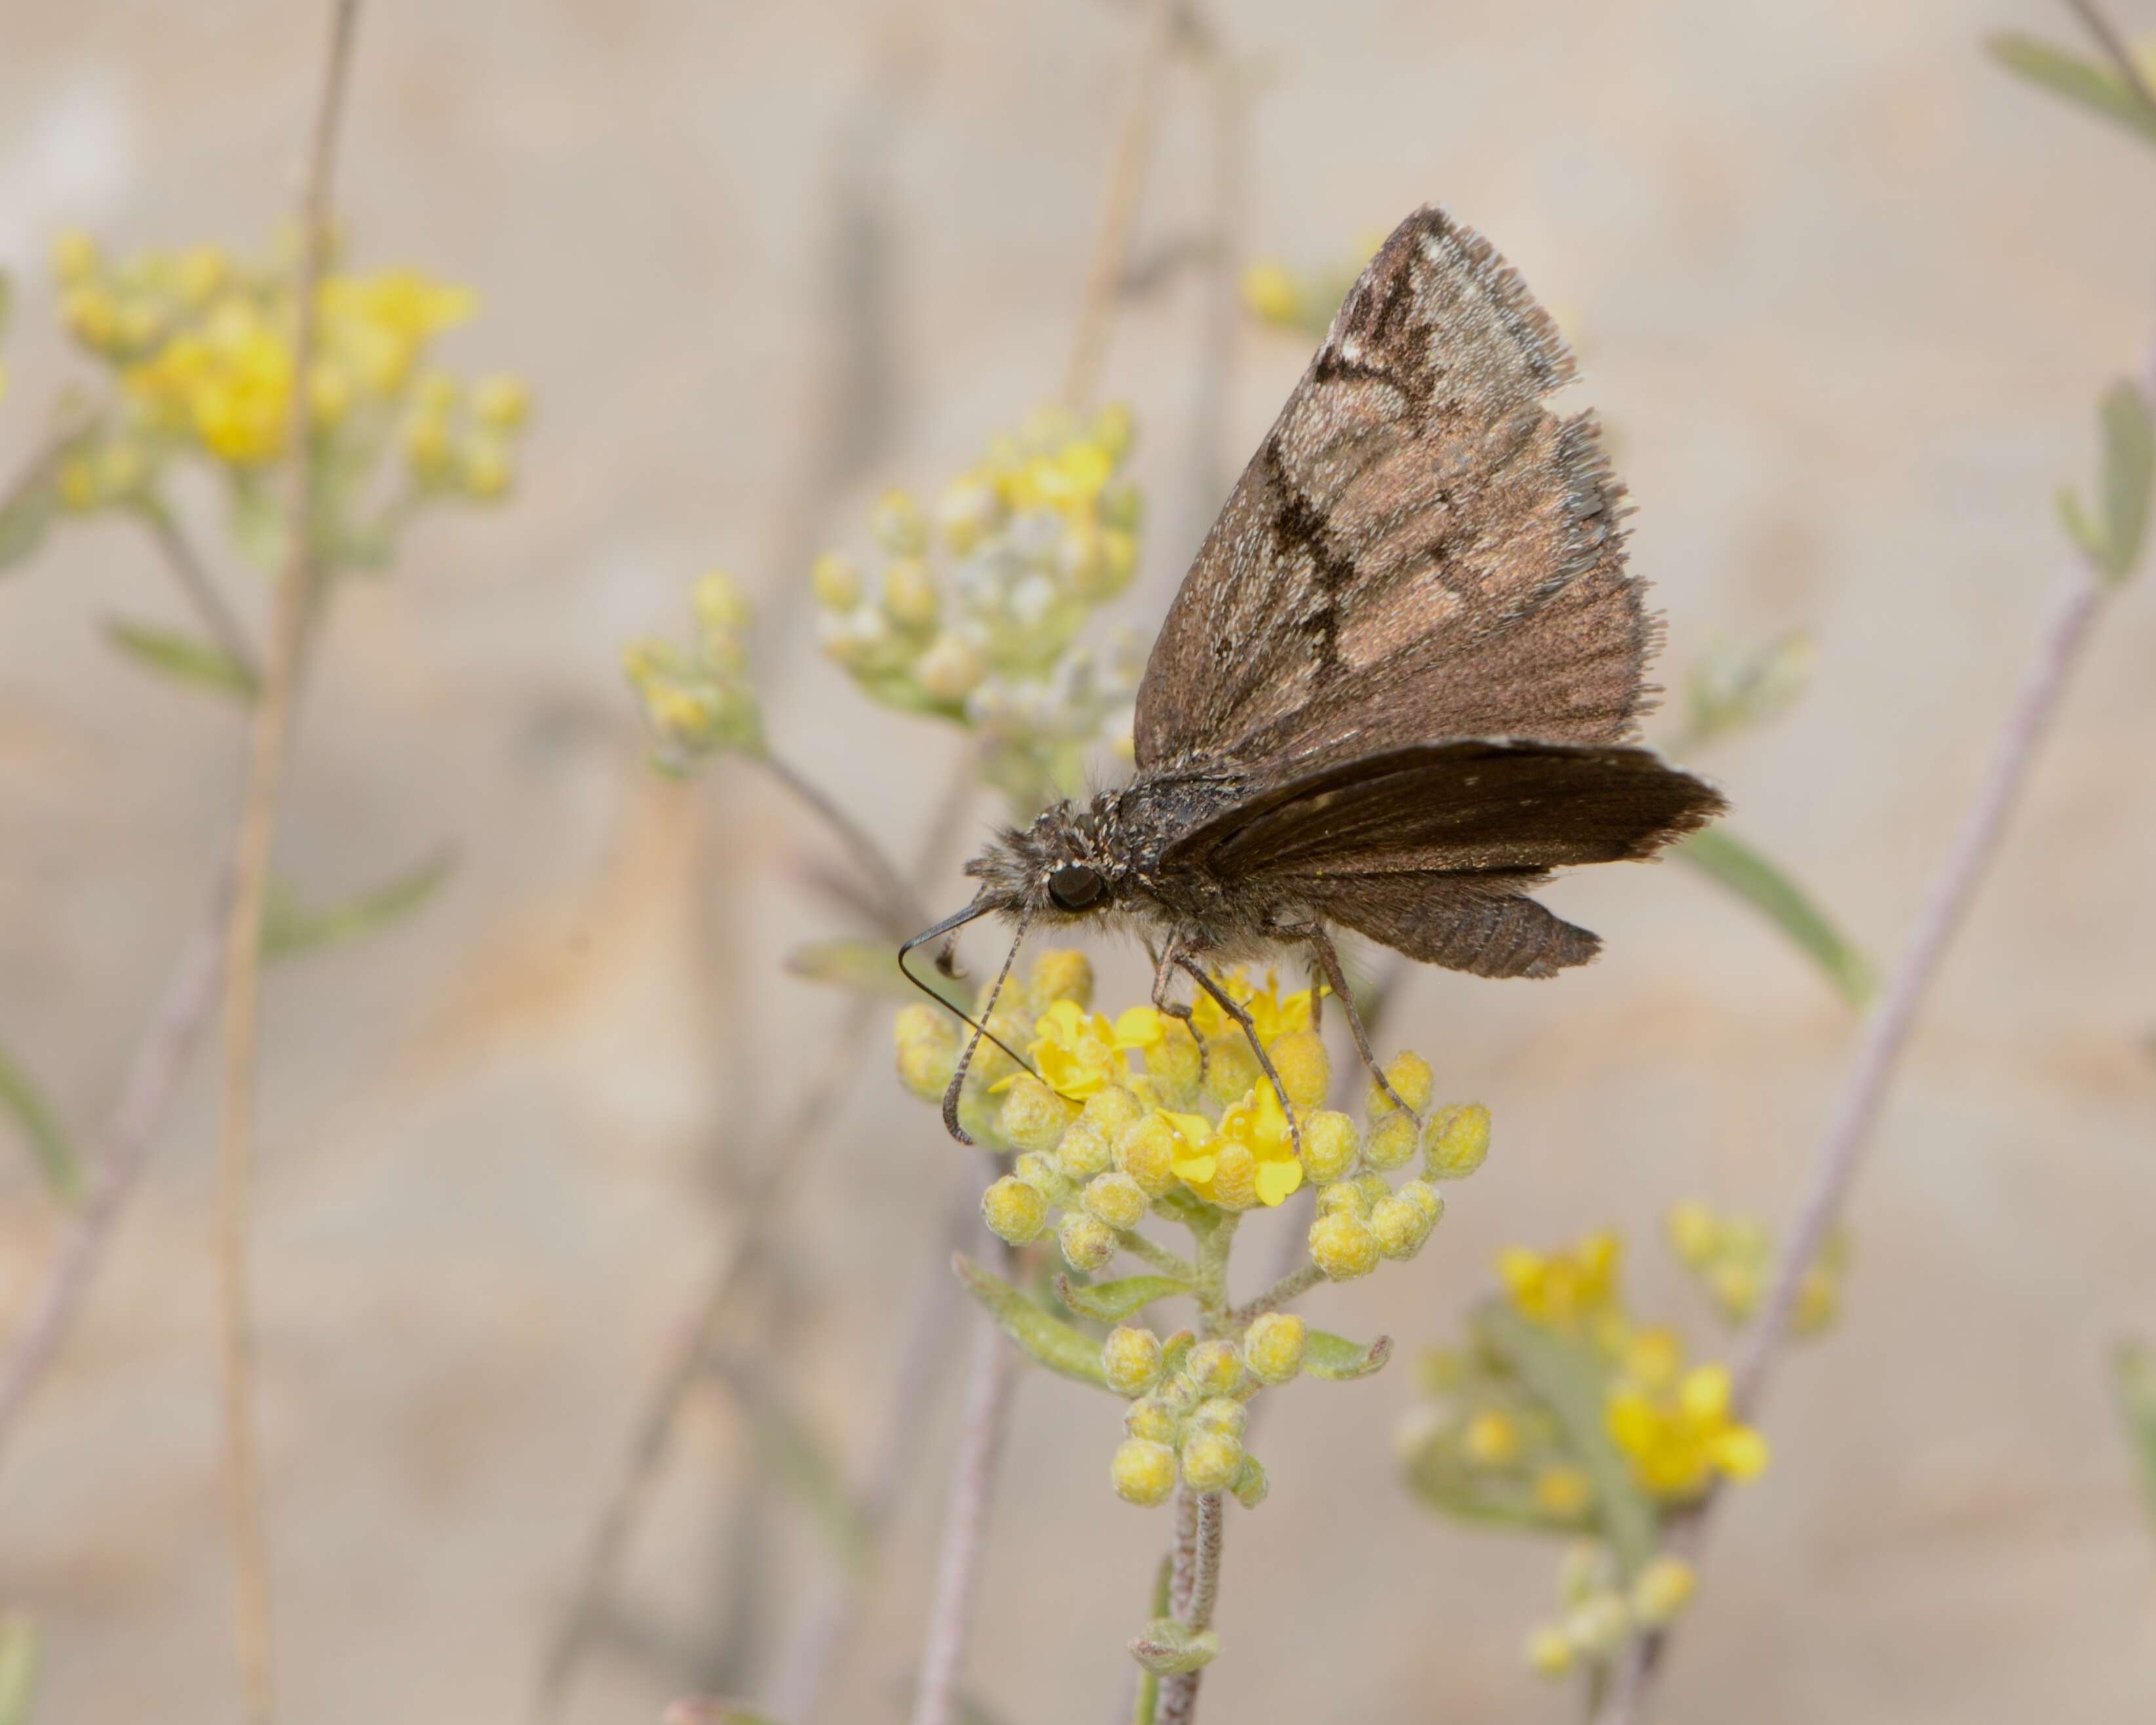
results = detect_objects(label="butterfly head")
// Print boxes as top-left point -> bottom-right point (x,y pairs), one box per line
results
963,798 -> 1127,925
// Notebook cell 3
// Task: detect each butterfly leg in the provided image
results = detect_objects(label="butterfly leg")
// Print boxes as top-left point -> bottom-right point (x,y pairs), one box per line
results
1302,925 -> 1418,1121
1175,954 -> 1305,1162
1148,937 -> 1209,1087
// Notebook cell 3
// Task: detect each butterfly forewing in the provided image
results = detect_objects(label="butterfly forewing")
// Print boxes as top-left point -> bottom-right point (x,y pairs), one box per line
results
1132,205 -> 1652,777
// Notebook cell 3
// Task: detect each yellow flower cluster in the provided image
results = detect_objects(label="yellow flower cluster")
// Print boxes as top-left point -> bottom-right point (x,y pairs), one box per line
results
1522,1549 -> 1699,1680
623,571 -> 765,767
48,226 -> 528,527
815,404 -> 1145,815
1606,1361 -> 1769,1500
1665,1199 -> 1844,1335
895,949 -> 1488,1506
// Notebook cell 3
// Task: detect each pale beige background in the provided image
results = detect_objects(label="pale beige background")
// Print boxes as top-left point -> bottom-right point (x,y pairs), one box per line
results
1,2 -> 2153,1722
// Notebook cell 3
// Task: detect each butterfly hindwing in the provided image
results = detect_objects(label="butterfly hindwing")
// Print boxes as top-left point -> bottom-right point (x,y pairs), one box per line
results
1132,206 -> 1653,776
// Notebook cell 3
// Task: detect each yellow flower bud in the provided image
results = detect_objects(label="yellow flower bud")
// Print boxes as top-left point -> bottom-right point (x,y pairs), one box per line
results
692,570 -> 754,639
1206,1138 -> 1259,1211
1145,1021 -> 1203,1097
1314,1180 -> 1369,1220
1013,1151 -> 1073,1207
1299,1110 -> 1360,1184
64,286 -> 120,350
1055,1121 -> 1113,1183
1059,1212 -> 1117,1272
52,229 -> 100,286
1308,1212 -> 1379,1281
1628,1556 -> 1697,1628
405,412 -> 454,482
1082,1084 -> 1144,1142
1242,1312 -> 1306,1385
1423,1102 -> 1490,1179
1203,1036 -> 1260,1108
810,551 -> 861,611
1179,1429 -> 1244,1493
1524,1625 -> 1575,1678
472,373 -> 531,430
1113,1114 -> 1183,1197
1562,1592 -> 1632,1657
174,244 -> 226,305
1189,1396 -> 1247,1439
880,556 -> 939,628
1184,1339 -> 1245,1397
1708,1260 -> 1761,1320
936,473 -> 1003,554
413,371 -> 459,416
1370,1193 -> 1427,1260
981,1176 -> 1048,1246
56,458 -> 97,512
1091,401 -> 1135,463
1028,948 -> 1094,1011
1269,1031 -> 1330,1110
309,362 -> 354,427
1125,1395 -> 1181,1443
915,632 -> 986,703
1363,1112 -> 1417,1172
1533,1465 -> 1594,1519
870,488 -> 927,556
1464,1410 -> 1521,1467
1665,1199 -> 1721,1267
1111,1438 -> 1179,1506
1796,1267 -> 1839,1335
999,1075 -> 1077,1153
1239,261 -> 1299,325
1398,1178 -> 1445,1231
460,436 -> 513,500
1370,1051 -> 1433,1117
1083,1171 -> 1148,1233
1102,1325 -> 1165,1396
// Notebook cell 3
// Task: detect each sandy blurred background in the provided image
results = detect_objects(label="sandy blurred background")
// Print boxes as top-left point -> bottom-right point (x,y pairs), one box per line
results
1,1 -> 2153,1720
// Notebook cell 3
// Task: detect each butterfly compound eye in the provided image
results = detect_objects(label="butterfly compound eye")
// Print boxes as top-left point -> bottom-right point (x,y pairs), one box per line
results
1047,861 -> 1104,910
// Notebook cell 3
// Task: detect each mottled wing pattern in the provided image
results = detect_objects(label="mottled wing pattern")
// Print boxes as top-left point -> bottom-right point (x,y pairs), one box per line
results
1132,205 -> 1651,775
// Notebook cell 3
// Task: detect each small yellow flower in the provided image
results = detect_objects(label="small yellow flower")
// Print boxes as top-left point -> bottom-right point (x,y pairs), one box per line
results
1269,1030 -> 1330,1110
1533,1465 -> 1594,1519
472,372 -> 530,431
1115,1109 -> 1206,1196
1463,1408 -> 1521,1467
1112,1438 -> 1178,1505
459,436 -> 513,499
1013,999 -> 1154,1101
1058,1211 -> 1117,1272
1308,1211 -> 1379,1281
1621,1325 -> 1685,1393
1606,1363 -> 1770,1501
1173,1083 -> 1304,1209
52,229 -> 100,286
1368,1050 -> 1432,1116
1242,1312 -> 1307,1385
1299,1110 -> 1359,1184
1524,1624 -> 1575,1678
1240,260 -> 1301,326
1082,1171 -> 1148,1232
1499,1231 -> 1623,1327
1179,1429 -> 1244,1492
1423,1102 -> 1490,1178
1629,1555 -> 1697,1627
981,1176 -> 1048,1246
1187,968 -> 1313,1047
1102,1326 -> 1165,1396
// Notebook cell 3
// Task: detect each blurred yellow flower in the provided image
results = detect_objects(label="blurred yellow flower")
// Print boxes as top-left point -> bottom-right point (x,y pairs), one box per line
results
1606,1363 -> 1769,1500
1499,1231 -> 1622,1327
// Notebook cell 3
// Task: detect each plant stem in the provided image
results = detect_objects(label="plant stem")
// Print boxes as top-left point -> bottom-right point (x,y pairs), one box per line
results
1155,1488 -> 1223,1725
1228,1261 -> 1321,1327
2065,0 -> 2156,113
1595,564 -> 2115,1725
0,878 -> 228,1466
214,6 -> 361,1720
756,748 -> 927,940
1191,1212 -> 1238,1328
908,1249 -> 1020,1725
1121,1231 -> 1197,1283
136,499 -> 261,683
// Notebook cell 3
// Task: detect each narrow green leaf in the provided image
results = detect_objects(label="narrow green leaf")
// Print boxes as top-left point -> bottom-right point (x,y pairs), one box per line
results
0,482 -> 55,572
0,1616 -> 37,1725
955,1697 -> 1019,1725
263,852 -> 455,962
1988,33 -> 2156,149
1475,1300 -> 1658,1578
2098,379 -> 2155,583
1132,1555 -> 1172,1725
787,935 -> 966,1009
953,1253 -> 1109,1387
1303,1329 -> 1392,1381
103,618 -> 258,700
0,1039 -> 81,1203
2113,1340 -> 2156,1546
1056,1273 -> 1189,1323
2058,483 -> 2109,564
746,1392 -> 870,1574
1127,1618 -> 1218,1675
1677,826 -> 1875,1007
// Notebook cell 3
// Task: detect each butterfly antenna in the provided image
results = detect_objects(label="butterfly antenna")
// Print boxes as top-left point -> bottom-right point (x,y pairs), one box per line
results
897,899 -> 1043,1145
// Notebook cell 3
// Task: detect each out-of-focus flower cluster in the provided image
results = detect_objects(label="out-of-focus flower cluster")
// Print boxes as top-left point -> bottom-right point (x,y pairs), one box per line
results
896,950 -> 1492,1509
1678,630 -> 1816,749
39,226 -> 528,564
815,404 -> 1145,817
623,571 -> 765,770
1665,1199 -> 1845,1334
1398,1211 -> 1841,1683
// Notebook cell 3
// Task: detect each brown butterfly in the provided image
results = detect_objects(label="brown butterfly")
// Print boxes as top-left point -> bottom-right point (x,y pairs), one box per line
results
904,205 -> 1724,1140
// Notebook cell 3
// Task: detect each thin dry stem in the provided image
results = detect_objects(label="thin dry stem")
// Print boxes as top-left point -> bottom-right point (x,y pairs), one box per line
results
138,501 -> 261,682
906,1251 -> 1020,1725
759,749 -> 927,938
1062,0 -> 1178,410
1229,1261 -> 1321,1327
2065,0 -> 2156,113
215,5 -> 362,1718
1154,1487 -> 1220,1725
1596,566 -> 2113,1725
0,881 -> 228,1463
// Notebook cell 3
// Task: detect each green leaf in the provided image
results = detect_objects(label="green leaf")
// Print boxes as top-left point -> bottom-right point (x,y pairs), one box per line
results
787,935 -> 966,1009
0,1038 -> 81,1203
1988,33 -> 2156,149
745,1389 -> 870,1574
2113,1340 -> 2156,1546
0,1616 -> 37,1725
0,482 -> 55,572
1126,1618 -> 1218,1675
103,618 -> 258,700
2058,482 -> 2110,564
953,1253 -> 1109,1387
263,852 -> 455,962
1677,826 -> 1875,1007
2097,379 -> 2155,583
1056,1273 -> 1188,1323
1132,1555 -> 1173,1725
1303,1329 -> 1393,1381
1474,1300 -> 1658,1578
